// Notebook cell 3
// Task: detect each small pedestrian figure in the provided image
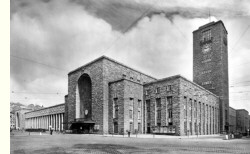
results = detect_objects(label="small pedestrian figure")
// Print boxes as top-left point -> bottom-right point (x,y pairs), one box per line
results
50,128 -> 53,135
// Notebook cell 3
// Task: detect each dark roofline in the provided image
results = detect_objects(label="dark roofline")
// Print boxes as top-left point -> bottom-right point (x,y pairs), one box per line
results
68,56 -> 157,80
193,20 -> 228,34
143,74 -> 180,85
25,103 -> 65,114
236,109 -> 249,113
144,74 -> 218,98
229,106 -> 236,111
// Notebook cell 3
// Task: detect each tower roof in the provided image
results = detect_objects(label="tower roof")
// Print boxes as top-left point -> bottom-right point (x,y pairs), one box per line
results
193,20 -> 228,34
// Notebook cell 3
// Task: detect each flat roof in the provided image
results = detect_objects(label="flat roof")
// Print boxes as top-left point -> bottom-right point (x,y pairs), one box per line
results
144,74 -> 218,98
193,20 -> 228,34
25,103 -> 65,114
68,55 -> 157,80
236,109 -> 249,113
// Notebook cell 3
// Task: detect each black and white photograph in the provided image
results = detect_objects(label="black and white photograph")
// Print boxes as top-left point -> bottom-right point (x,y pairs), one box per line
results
9,0 -> 250,153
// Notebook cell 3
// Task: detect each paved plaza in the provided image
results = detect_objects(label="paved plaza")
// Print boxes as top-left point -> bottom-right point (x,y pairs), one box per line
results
11,131 -> 250,154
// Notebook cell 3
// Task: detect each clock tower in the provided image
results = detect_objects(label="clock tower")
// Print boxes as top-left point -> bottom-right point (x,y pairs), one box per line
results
193,21 -> 229,133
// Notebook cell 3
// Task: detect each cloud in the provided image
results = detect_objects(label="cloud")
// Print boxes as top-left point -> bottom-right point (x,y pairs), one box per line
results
10,0 -> 250,112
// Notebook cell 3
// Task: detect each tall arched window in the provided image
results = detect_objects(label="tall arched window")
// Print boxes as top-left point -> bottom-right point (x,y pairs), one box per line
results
76,74 -> 92,120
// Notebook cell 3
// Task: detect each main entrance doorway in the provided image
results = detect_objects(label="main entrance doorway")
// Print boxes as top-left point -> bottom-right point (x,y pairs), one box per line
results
71,121 -> 95,134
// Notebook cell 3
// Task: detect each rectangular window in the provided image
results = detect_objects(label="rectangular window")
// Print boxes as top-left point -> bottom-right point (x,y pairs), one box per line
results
130,122 -> 133,131
115,110 -> 118,119
145,90 -> 149,96
113,98 -> 118,118
138,100 -> 141,109
189,99 -> 192,121
166,85 -> 172,91
137,76 -> 140,82
146,100 -> 150,121
157,109 -> 161,120
184,97 -> 187,119
129,110 -> 133,119
138,123 -> 141,132
156,98 -> 161,108
190,122 -> 192,135
194,100 -> 197,119
129,98 -> 134,107
168,109 -> 172,118
156,98 -> 161,121
167,96 -> 173,106
202,29 -> 211,41
184,121 -> 187,135
138,111 -> 141,120
156,87 -> 160,94
199,102 -> 201,122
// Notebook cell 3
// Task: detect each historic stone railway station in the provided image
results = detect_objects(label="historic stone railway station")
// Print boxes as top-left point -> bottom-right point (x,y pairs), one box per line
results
15,20 -> 243,136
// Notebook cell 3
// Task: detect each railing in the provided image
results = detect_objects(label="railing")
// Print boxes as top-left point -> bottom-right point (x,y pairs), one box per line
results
200,37 -> 213,45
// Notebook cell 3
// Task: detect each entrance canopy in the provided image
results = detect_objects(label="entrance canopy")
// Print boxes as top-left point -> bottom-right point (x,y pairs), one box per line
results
69,119 -> 95,133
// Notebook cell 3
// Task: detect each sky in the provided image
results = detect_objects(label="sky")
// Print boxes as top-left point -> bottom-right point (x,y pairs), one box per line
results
10,0 -> 250,112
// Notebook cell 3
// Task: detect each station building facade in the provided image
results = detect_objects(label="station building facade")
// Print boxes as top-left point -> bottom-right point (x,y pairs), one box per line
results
21,21 -> 233,136
62,56 -> 219,136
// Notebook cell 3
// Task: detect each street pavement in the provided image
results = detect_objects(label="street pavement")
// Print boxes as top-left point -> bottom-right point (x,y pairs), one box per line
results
10,131 -> 250,154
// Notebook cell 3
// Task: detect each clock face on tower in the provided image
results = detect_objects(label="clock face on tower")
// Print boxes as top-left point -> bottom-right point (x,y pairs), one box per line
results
202,43 -> 211,54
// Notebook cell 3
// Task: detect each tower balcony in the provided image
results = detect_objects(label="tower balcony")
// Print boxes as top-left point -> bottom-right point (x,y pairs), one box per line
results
200,37 -> 213,45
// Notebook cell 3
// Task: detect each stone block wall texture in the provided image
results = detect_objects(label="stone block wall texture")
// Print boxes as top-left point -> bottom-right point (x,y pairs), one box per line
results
179,77 -> 219,136
108,79 -> 143,134
66,56 -> 156,134
67,59 -> 104,132
123,79 -> 143,134
144,76 -> 180,135
143,75 -> 219,136
229,107 -> 236,133
108,79 -> 125,134
193,21 -> 229,133
236,109 -> 249,133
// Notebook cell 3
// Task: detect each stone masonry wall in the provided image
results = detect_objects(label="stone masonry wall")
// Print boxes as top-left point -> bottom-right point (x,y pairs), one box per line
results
193,21 -> 229,132
123,79 -> 143,134
108,78 -> 144,135
108,79 -> 125,134
67,59 -> 104,133
66,56 -> 156,134
102,58 -> 156,133
143,76 -> 180,135
179,77 -> 219,136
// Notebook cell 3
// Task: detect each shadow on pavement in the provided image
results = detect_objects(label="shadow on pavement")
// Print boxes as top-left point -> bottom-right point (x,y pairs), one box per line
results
13,144 -> 166,154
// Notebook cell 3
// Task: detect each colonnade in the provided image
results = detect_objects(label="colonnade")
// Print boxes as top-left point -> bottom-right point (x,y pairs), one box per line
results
25,113 -> 64,131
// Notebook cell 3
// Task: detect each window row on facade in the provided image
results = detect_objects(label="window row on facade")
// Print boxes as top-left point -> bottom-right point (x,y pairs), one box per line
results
183,96 -> 219,135
145,85 -> 173,95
